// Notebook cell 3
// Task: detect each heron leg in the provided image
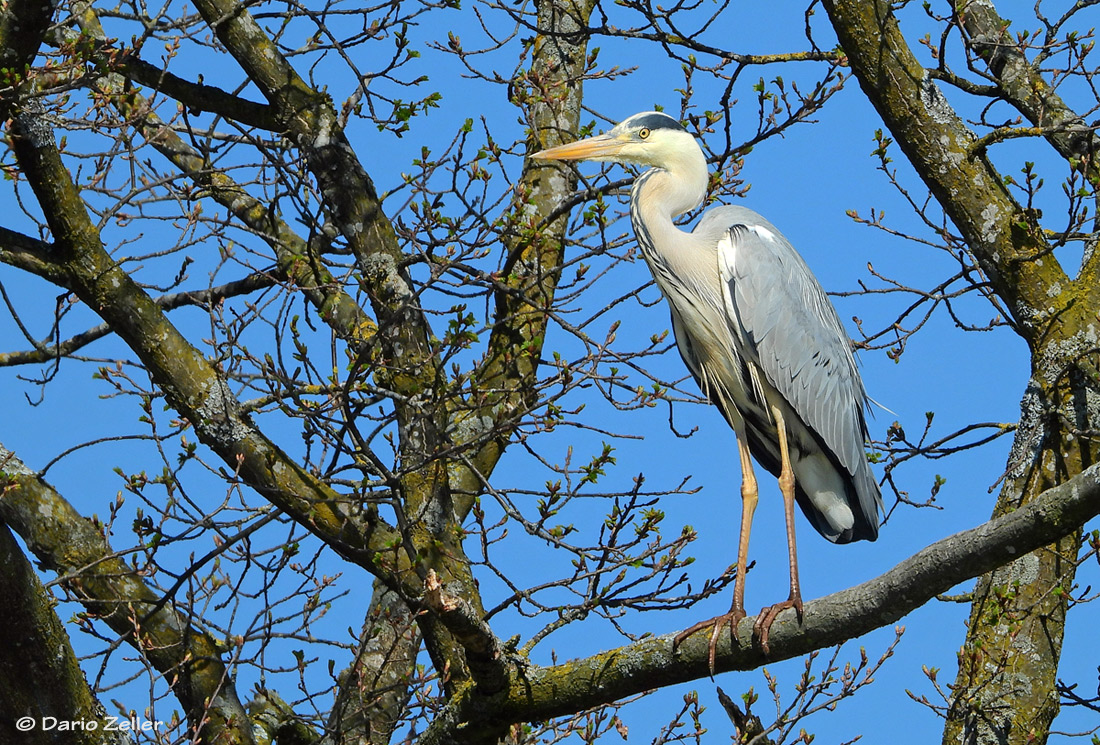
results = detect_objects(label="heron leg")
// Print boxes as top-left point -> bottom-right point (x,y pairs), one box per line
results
753,404 -> 804,655
673,436 -> 757,675
730,434 -> 758,621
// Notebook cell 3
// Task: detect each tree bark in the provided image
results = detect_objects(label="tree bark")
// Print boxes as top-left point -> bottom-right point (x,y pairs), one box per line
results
820,1 -> 1100,742
0,521 -> 119,745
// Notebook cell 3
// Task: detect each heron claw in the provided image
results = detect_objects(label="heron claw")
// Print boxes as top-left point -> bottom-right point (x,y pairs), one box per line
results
752,595 -> 804,656
675,591 -> 807,672
673,609 -> 746,677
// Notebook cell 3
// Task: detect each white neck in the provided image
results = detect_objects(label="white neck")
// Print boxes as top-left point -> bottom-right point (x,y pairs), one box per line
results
630,142 -> 709,255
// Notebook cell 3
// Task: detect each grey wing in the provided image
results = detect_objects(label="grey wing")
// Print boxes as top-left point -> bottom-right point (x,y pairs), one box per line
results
708,209 -> 881,531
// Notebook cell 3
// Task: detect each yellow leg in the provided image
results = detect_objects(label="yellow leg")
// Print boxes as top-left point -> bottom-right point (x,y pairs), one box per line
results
673,436 -> 758,675
753,404 -> 805,655
730,435 -> 758,620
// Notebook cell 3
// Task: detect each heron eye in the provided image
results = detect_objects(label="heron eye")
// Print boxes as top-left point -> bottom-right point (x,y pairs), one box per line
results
638,127 -> 650,140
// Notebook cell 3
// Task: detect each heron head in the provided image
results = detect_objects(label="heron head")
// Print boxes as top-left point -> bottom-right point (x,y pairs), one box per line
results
531,111 -> 696,168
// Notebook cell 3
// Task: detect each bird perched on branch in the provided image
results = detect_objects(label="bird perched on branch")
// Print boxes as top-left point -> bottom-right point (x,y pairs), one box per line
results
532,111 -> 881,671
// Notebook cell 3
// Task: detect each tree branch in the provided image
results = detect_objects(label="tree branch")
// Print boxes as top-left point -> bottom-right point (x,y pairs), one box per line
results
0,0 -> 55,121
448,0 -> 596,512
0,270 -> 277,366
821,0 -> 1066,344
327,581 -> 421,745
68,6 -> 380,355
952,0 -> 1100,177
0,521 -> 112,745
0,444 -> 254,744
7,101 -> 410,581
180,0 -> 487,687
115,52 -> 278,130
423,570 -> 510,695
420,461 -> 1100,742
949,0 -> 1100,295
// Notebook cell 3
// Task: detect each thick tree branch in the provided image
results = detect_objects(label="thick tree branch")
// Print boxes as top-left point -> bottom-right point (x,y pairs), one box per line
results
115,51 -> 278,130
420,462 -> 1100,743
0,0 -> 55,121
250,690 -> 319,745
327,581 -> 420,745
424,570 -> 510,695
0,225 -> 63,280
822,0 -> 1065,346
449,0 -> 595,511
0,521 -> 112,745
0,445 -> 253,744
949,0 -> 1100,296
6,103 -> 412,580
0,270 -> 277,366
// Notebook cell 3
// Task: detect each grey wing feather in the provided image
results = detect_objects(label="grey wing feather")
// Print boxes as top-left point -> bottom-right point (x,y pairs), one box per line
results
700,206 -> 880,533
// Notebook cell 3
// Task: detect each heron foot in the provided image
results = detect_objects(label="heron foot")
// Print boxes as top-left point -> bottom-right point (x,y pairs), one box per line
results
673,609 -> 747,677
753,595 -> 804,656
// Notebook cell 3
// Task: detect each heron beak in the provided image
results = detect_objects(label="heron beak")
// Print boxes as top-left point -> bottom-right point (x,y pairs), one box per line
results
530,133 -> 626,162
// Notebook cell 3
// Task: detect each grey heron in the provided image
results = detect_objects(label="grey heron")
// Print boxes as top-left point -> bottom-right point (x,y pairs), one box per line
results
531,111 -> 881,669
